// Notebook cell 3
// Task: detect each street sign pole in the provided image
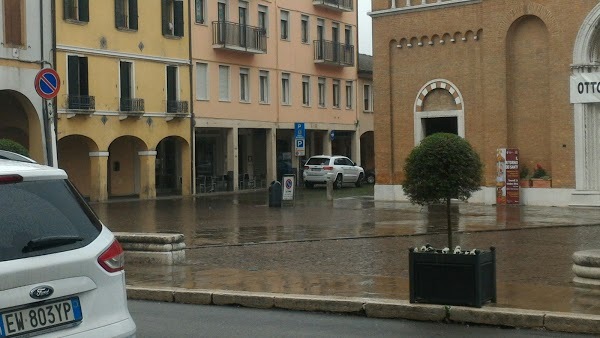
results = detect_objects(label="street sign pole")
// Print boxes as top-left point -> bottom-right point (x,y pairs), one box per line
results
35,68 -> 61,167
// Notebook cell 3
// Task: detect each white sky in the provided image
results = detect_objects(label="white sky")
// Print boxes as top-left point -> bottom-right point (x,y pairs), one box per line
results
358,0 -> 372,55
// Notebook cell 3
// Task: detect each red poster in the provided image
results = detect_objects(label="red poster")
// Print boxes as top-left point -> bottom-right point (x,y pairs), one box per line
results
505,149 -> 520,205
496,148 -> 520,205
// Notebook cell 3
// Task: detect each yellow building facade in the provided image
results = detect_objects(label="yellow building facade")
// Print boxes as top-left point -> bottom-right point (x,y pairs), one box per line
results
55,0 -> 192,201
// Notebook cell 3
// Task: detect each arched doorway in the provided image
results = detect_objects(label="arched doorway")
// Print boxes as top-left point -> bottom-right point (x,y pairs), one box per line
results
108,136 -> 147,197
573,4 -> 600,198
0,90 -> 44,162
156,136 -> 187,195
57,135 -> 98,197
413,80 -> 465,145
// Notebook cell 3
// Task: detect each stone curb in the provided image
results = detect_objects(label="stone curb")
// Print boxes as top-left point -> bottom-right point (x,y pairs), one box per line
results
125,287 -> 600,334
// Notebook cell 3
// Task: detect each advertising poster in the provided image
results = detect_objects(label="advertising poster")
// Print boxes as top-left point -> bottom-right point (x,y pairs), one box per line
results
496,148 -> 520,205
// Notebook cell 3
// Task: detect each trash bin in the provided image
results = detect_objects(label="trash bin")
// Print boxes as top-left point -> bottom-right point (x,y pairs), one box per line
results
268,181 -> 282,207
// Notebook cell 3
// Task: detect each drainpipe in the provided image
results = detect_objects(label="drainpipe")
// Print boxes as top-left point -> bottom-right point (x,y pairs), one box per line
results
188,0 -> 196,194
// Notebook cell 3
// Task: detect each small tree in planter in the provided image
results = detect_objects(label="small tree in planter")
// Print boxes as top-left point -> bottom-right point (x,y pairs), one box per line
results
0,139 -> 29,156
403,133 -> 495,307
403,133 -> 483,249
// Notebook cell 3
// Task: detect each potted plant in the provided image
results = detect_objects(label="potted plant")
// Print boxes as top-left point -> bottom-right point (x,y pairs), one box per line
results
530,163 -> 551,188
403,133 -> 496,308
519,166 -> 531,188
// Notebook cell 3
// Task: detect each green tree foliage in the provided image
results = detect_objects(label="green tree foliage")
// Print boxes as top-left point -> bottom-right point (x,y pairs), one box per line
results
0,139 -> 29,156
403,133 -> 483,248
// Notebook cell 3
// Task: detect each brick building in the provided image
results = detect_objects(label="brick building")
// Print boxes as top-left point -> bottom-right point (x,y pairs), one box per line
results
370,0 -> 600,206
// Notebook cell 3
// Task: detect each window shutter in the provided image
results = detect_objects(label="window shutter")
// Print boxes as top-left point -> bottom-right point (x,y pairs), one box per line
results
195,0 -> 203,24
196,64 -> 207,100
129,0 -> 138,30
219,66 -> 229,100
174,0 -> 184,37
167,66 -> 177,102
68,56 -> 80,96
115,0 -> 124,28
64,0 -> 72,20
79,0 -> 89,22
161,0 -> 169,36
79,57 -> 89,96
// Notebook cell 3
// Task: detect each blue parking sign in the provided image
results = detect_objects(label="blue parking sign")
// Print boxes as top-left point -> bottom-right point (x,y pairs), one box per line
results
295,123 -> 305,139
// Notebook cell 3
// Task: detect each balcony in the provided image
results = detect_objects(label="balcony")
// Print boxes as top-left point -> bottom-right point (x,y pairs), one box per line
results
314,40 -> 354,67
66,95 -> 95,111
119,98 -> 145,120
212,21 -> 267,54
313,0 -> 353,12
166,100 -> 189,121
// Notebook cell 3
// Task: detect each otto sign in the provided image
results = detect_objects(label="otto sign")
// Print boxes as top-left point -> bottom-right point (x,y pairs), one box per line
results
571,73 -> 600,103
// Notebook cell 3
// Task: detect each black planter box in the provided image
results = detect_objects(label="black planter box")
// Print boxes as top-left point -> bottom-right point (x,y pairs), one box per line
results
409,247 -> 496,308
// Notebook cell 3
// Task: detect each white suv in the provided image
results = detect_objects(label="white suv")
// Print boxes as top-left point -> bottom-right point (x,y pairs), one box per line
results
0,153 -> 136,337
303,155 -> 364,189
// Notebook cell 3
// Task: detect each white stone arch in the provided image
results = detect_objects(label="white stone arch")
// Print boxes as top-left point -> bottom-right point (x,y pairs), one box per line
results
413,79 -> 465,145
573,3 -> 600,196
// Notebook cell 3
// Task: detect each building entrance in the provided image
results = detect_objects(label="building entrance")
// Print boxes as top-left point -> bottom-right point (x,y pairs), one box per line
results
424,117 -> 458,137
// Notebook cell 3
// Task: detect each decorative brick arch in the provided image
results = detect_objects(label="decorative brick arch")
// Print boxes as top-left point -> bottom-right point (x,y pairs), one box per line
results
413,79 -> 465,145
414,79 -> 463,113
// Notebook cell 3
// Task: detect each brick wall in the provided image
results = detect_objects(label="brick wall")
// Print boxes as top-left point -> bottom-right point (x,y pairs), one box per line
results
371,0 -> 598,188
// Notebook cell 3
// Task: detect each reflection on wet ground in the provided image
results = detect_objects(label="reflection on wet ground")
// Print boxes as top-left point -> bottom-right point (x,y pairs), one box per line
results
91,187 -> 600,315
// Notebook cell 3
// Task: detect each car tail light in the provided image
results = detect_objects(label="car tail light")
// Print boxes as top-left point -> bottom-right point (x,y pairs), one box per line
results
304,166 -> 309,170
0,174 -> 23,184
323,166 -> 334,171
98,240 -> 125,273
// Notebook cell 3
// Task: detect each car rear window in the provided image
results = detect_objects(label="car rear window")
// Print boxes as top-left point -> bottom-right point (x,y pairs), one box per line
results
306,157 -> 330,165
0,179 -> 102,262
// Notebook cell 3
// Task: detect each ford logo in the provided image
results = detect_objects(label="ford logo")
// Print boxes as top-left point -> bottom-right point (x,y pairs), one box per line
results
30,286 -> 54,300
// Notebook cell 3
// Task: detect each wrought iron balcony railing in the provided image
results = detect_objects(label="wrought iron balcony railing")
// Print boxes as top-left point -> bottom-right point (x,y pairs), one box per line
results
313,0 -> 353,12
67,95 -> 95,111
314,40 -> 354,67
212,21 -> 267,54
120,98 -> 145,113
167,100 -> 189,115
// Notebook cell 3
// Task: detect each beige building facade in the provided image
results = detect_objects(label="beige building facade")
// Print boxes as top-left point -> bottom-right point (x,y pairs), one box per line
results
370,0 -> 600,206
192,0 -> 360,192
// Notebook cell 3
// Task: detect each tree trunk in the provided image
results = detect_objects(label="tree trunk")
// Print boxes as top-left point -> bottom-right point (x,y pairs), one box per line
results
446,197 -> 452,249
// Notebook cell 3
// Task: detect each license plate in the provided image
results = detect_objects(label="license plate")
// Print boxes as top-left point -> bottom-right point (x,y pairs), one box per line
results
311,168 -> 321,171
0,298 -> 82,337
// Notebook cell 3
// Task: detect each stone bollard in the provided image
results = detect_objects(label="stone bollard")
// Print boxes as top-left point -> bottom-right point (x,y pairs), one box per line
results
572,250 -> 600,287
114,232 -> 186,265
326,179 -> 333,201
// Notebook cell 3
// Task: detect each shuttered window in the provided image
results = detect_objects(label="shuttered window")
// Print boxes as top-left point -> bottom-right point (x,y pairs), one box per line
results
64,0 -> 89,22
219,65 -> 230,101
115,0 -> 138,30
196,63 -> 208,100
162,0 -> 184,37
195,0 -> 205,24
4,0 -> 23,46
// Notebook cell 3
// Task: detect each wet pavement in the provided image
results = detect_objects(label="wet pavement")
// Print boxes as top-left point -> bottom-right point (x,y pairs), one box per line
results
91,186 -> 600,317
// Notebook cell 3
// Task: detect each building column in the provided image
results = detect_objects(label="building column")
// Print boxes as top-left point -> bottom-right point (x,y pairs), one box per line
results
181,142 -> 192,196
227,127 -> 239,190
139,150 -> 157,199
352,130 -> 361,166
89,151 -> 109,202
323,130 -> 332,155
266,128 -> 277,183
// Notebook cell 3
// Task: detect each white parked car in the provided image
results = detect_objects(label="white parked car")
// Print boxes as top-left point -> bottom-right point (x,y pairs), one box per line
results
303,155 -> 364,189
0,152 -> 136,337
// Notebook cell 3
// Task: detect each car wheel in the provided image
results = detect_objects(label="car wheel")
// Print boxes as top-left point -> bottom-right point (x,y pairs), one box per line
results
366,174 -> 375,184
355,173 -> 363,187
334,175 -> 343,189
305,182 -> 314,189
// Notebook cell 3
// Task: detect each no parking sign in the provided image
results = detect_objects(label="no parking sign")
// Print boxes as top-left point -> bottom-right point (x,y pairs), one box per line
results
34,68 -> 61,100
282,174 -> 295,201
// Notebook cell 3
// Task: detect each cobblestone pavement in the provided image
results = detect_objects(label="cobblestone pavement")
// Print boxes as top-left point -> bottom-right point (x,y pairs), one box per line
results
91,186 -> 600,316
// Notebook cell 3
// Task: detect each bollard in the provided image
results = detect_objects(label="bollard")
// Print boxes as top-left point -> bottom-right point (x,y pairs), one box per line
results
326,179 -> 333,201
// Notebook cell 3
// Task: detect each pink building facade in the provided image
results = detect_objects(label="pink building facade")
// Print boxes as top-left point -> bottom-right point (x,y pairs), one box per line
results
191,0 -> 361,191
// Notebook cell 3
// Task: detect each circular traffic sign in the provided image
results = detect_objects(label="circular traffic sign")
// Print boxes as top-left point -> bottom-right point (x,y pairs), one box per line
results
285,178 -> 293,189
34,68 -> 61,100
